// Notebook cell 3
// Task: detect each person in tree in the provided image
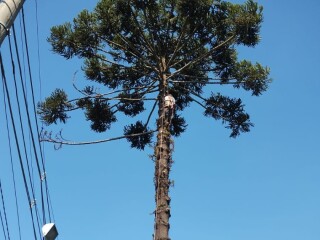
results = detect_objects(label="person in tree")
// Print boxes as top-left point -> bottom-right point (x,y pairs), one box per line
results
165,94 -> 175,120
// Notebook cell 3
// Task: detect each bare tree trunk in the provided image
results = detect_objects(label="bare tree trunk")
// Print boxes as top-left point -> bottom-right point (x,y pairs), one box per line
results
154,62 -> 172,240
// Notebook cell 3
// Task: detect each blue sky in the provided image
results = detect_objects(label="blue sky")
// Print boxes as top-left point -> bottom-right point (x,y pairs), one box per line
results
1,0 -> 320,239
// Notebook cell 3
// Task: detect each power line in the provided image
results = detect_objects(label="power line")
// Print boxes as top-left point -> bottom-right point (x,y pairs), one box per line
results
2,79 -> 22,240
1,4 -> 57,239
0,179 -> 10,240
21,7 -> 54,224
0,51 -> 40,240
9,23 -> 38,213
9,29 -> 45,237
0,206 -> 8,240
33,0 -> 54,222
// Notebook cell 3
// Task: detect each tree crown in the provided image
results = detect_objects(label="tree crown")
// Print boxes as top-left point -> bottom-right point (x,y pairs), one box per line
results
38,0 -> 270,149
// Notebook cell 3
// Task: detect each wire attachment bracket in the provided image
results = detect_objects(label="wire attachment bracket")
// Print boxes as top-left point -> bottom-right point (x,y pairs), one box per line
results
41,172 -> 47,181
30,199 -> 37,208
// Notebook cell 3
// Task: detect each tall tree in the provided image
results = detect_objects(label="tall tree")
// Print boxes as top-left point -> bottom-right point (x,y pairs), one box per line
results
38,0 -> 270,239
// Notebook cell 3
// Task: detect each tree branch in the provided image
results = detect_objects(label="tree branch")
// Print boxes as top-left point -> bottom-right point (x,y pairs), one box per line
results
169,79 -> 247,84
41,130 -> 157,146
76,82 -> 157,100
97,37 -> 158,71
145,99 -> 158,128
129,4 -> 159,60
167,35 -> 236,80
100,36 -> 142,60
190,96 -> 206,109
72,71 -> 91,97
172,83 -> 206,102
166,20 -> 189,69
114,35 -> 159,72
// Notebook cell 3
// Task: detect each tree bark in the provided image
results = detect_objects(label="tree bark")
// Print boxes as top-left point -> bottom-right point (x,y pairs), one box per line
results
154,60 -> 172,240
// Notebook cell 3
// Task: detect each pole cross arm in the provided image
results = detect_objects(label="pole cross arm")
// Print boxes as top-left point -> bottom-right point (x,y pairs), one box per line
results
0,0 -> 25,46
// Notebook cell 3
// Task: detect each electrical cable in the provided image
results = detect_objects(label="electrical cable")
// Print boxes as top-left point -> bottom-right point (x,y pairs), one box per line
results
21,7 -> 53,224
33,0 -> 54,222
0,207 -> 7,240
34,0 -> 42,101
1,3 -> 56,239
11,23 -> 47,227
0,179 -> 11,240
21,7 -> 45,175
8,31 -> 43,238
8,24 -> 37,212
18,15 -> 27,88
2,79 -> 22,240
0,52 -> 40,240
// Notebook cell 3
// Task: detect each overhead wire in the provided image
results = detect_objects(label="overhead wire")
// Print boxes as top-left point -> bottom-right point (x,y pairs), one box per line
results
9,23 -> 37,215
21,6 -> 54,224
34,0 -> 52,223
0,178 -> 10,240
18,12 -> 32,199
8,29 -> 43,238
2,78 -> 22,240
0,51 -> 40,240
13,18 -> 46,227
34,0 -> 54,222
0,206 -> 7,240
34,0 -> 42,101
0,2 -> 57,239
18,14 -> 28,89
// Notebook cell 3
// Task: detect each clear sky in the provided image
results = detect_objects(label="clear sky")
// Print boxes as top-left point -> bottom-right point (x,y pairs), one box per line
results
0,0 -> 320,239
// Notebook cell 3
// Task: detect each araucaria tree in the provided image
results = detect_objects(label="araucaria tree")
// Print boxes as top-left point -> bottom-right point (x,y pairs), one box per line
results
38,0 -> 270,239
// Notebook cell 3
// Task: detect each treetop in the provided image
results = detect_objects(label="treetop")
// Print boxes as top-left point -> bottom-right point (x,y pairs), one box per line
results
38,0 -> 270,149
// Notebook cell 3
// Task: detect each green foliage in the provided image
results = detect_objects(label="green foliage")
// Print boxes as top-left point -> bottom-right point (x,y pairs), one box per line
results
204,93 -> 253,138
84,99 -> 117,132
124,121 -> 153,150
170,114 -> 187,137
117,93 -> 145,117
39,0 -> 271,149
232,60 -> 270,96
37,89 -> 73,125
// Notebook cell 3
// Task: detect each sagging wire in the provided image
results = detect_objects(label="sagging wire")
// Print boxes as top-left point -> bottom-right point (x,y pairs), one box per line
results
0,52 -> 40,240
21,6 -> 54,223
2,76 -> 22,240
9,23 -> 38,216
0,206 -> 8,240
0,2 -> 55,239
8,28 -> 43,237
0,179 -> 10,240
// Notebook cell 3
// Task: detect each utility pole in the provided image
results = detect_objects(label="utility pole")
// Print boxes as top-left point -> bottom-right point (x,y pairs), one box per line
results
0,0 -> 25,46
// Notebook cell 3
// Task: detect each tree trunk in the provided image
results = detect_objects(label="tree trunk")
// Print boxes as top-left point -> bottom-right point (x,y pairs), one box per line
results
154,61 -> 172,240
